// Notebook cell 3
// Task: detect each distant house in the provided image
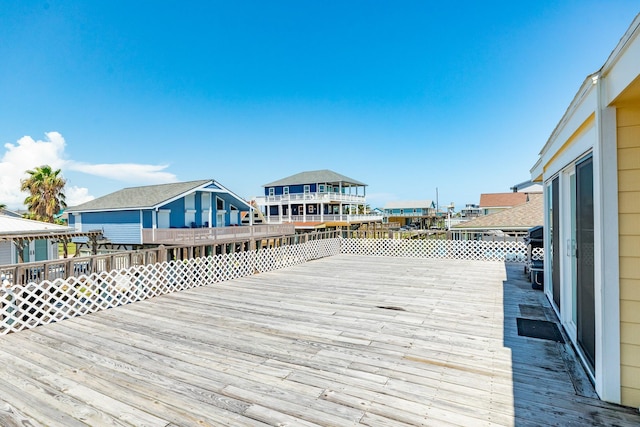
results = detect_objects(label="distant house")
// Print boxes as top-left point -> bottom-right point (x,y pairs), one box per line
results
452,193 -> 543,239
460,203 -> 482,219
382,200 -> 436,228
0,215 -> 74,265
530,14 -> 640,407
67,180 -> 253,246
479,192 -> 532,216
254,169 -> 382,230
510,179 -> 543,193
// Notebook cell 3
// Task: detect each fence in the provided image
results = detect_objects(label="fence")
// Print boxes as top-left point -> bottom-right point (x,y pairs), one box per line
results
0,230 -> 341,287
0,236 -> 542,335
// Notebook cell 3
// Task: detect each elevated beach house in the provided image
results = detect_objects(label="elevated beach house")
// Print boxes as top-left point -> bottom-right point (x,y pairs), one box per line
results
382,200 -> 436,228
254,170 -> 382,230
67,180 -> 256,247
530,14 -> 640,407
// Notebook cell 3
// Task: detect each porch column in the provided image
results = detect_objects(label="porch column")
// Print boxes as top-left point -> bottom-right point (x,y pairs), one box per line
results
320,202 -> 324,222
303,202 -> 306,223
153,208 -> 157,242
279,204 -> 283,223
288,202 -> 292,222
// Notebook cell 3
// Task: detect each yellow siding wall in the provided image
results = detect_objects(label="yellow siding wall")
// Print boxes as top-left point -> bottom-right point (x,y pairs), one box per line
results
618,106 -> 640,407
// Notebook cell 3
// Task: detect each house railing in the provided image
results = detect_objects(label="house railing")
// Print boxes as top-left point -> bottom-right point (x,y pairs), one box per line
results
262,214 -> 383,224
255,193 -> 366,204
0,229 -> 338,287
384,211 -> 436,217
141,223 -> 295,244
1,233 -> 545,336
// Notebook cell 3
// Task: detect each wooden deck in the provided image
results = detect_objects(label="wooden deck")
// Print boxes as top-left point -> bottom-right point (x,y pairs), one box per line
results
0,254 -> 638,426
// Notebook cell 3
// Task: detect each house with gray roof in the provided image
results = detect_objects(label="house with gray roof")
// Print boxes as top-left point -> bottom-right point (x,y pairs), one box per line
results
67,179 -> 254,246
254,169 -> 382,230
451,193 -> 543,239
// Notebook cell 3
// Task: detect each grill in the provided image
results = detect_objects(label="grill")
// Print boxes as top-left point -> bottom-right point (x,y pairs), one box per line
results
524,226 -> 544,290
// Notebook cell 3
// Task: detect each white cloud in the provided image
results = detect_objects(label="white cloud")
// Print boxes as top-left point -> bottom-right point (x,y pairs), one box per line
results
65,186 -> 95,206
68,162 -> 177,184
0,132 -> 178,209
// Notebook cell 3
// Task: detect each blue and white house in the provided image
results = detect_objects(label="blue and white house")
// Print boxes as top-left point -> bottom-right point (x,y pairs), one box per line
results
67,180 -> 255,246
254,170 -> 382,230
382,200 -> 436,228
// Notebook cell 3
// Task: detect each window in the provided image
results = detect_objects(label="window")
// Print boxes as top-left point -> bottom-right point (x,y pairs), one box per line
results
308,205 -> 315,213
319,184 -> 325,193
304,185 -> 310,194
283,187 -> 289,195
216,197 -> 224,210
268,187 -> 275,196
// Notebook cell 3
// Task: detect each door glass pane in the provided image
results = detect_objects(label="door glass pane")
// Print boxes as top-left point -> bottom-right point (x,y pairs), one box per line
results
570,173 -> 577,324
576,157 -> 595,371
552,177 -> 561,310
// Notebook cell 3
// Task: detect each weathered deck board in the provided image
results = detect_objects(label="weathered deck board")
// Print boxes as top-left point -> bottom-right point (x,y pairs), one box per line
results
0,254 -> 638,426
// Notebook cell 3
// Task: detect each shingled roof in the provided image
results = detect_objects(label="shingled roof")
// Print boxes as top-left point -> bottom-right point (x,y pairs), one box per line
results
263,170 -> 366,187
479,192 -> 529,208
453,193 -> 543,231
67,180 -> 212,212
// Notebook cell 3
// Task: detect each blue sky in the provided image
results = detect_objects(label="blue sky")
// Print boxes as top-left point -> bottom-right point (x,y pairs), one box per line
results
1,1 -> 638,210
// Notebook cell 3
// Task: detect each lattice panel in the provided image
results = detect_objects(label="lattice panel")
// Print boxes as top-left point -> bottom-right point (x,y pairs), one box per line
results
531,247 -> 544,261
0,239 -> 341,335
340,238 -> 530,262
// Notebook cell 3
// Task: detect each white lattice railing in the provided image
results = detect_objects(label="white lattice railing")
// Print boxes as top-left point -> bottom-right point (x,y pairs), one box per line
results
340,238 -> 541,262
0,239 -> 341,335
0,237 -> 543,335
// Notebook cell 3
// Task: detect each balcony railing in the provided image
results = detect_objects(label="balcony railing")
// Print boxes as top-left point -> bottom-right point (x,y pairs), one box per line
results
141,224 -> 295,244
255,192 -> 366,205
384,211 -> 436,217
261,214 -> 383,224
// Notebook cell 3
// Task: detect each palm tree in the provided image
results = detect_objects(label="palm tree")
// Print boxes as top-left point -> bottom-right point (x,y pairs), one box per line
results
20,165 -> 67,223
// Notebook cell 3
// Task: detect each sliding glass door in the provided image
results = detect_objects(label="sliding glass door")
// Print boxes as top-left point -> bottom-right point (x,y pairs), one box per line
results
576,157 -> 595,371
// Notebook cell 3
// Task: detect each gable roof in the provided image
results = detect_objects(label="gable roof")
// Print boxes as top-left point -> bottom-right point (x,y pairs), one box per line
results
263,170 -> 366,187
67,180 -> 221,212
383,200 -> 435,210
479,192 -> 530,208
0,215 -> 73,236
453,193 -> 543,231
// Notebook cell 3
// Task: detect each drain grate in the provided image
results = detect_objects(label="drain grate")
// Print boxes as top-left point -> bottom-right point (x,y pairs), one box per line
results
516,318 -> 565,343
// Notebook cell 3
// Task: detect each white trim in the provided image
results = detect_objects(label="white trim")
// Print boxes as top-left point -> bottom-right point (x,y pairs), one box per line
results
594,81 -> 621,403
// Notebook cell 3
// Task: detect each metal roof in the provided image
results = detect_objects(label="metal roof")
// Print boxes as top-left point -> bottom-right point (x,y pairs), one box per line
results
263,170 -> 366,187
